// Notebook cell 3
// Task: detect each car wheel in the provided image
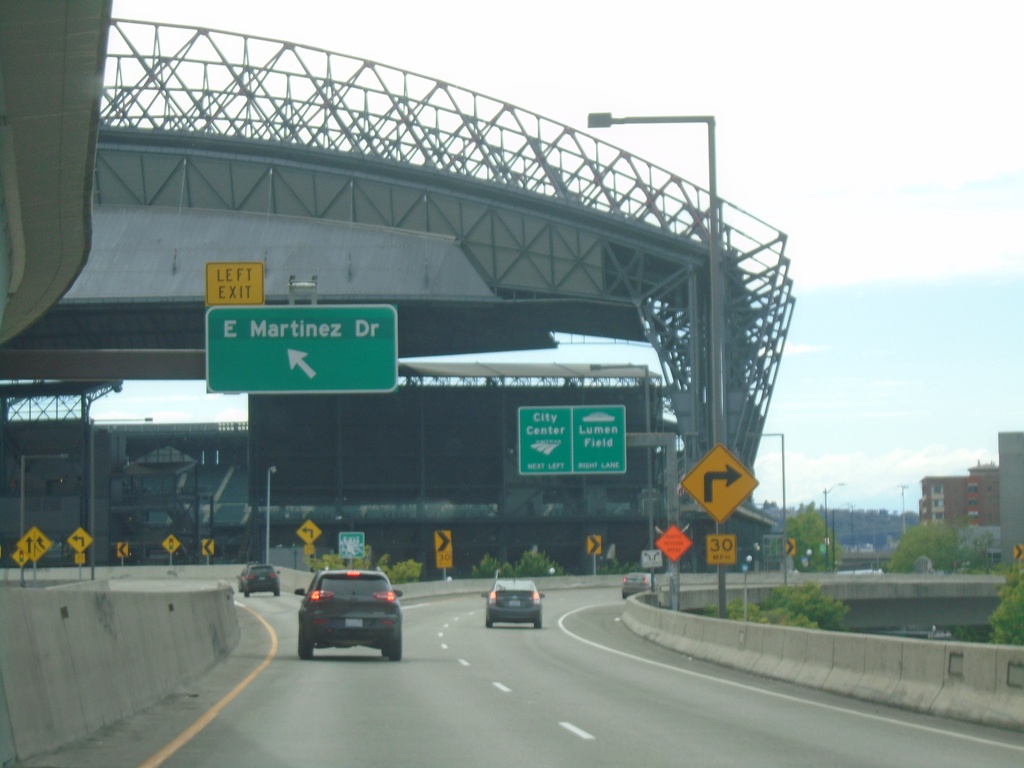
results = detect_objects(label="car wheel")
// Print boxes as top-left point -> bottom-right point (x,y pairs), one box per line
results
485,617 -> 493,628
384,637 -> 402,661
534,618 -> 542,629
298,627 -> 313,660
243,590 -> 250,598
273,589 -> 280,597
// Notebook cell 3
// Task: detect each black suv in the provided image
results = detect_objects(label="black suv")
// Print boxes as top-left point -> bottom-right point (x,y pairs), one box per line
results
296,569 -> 403,661
238,563 -> 280,597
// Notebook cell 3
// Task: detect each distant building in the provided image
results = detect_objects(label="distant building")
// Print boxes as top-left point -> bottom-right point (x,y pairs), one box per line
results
919,462 -> 998,526
1000,433 -> 1024,564
917,432 -> 1024,565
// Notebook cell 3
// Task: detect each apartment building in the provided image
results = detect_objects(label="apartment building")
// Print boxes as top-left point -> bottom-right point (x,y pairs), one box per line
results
919,462 -> 999,526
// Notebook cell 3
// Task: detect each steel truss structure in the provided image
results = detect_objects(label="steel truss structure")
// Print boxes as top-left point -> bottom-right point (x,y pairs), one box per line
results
90,19 -> 793,466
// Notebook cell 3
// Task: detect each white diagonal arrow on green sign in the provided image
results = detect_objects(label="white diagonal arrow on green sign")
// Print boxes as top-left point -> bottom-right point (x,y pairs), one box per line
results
206,305 -> 398,393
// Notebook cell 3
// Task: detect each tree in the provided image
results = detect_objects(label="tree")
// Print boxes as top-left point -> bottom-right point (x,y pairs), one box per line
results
990,568 -> 1024,645
471,553 -> 511,578
512,549 -> 564,577
709,583 -> 847,630
760,582 -> 848,630
885,523 -> 959,573
376,554 -> 423,584
786,505 -> 829,572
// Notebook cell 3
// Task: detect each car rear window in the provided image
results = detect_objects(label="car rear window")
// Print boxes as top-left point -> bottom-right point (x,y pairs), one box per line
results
319,574 -> 389,597
251,566 -> 274,575
494,580 -> 536,592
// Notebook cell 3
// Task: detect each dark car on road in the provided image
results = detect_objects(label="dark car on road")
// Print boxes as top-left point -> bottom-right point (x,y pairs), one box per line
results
621,572 -> 653,599
483,578 -> 544,629
238,563 -> 280,597
296,569 -> 403,661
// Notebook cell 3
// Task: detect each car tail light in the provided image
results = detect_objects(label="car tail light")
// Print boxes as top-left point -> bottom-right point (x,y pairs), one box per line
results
309,589 -> 334,602
487,590 -> 497,605
622,576 -> 628,584
373,590 -> 398,602
532,590 -> 541,605
269,572 -> 277,579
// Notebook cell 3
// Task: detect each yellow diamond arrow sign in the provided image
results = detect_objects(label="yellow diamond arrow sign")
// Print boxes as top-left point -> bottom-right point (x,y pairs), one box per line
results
67,527 -> 93,554
162,534 -> 181,554
680,444 -> 759,524
18,526 -> 52,563
297,520 -> 322,545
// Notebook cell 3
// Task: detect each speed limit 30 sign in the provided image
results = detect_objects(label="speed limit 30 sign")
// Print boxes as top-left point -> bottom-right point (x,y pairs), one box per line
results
706,534 -> 736,566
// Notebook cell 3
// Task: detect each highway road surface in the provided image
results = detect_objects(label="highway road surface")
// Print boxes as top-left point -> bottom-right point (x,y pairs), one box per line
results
17,586 -> 1024,767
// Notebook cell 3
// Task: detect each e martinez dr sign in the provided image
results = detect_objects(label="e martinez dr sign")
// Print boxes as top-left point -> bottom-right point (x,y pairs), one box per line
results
518,405 -> 626,475
206,305 -> 397,393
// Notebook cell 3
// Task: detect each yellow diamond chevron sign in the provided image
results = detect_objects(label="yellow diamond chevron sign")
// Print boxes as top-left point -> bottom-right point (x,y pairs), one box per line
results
680,444 -> 758,524
434,530 -> 453,569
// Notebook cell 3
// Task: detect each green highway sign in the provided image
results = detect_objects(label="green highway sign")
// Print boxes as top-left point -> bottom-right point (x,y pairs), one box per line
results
519,405 -> 626,475
338,531 -> 365,559
206,305 -> 398,393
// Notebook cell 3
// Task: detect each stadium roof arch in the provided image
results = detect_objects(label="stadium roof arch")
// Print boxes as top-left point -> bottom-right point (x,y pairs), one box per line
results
1,18 -> 795,468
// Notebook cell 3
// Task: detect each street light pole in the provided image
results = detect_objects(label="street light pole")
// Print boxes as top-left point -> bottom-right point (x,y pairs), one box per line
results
823,482 -> 845,572
589,364 -> 656,549
587,112 -> 723,444
20,452 -> 69,586
265,466 -> 277,564
588,110 -> 725,614
762,432 -> 787,584
89,418 -> 152,580
898,484 -> 908,536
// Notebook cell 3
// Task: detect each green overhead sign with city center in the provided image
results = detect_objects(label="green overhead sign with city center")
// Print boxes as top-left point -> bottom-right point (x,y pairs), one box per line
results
206,305 -> 397,393
518,405 -> 627,475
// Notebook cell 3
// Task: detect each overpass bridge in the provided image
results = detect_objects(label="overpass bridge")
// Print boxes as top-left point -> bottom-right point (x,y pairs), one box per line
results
2,17 -> 794,470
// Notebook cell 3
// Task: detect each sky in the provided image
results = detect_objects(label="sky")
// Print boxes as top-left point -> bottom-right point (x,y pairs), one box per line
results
95,0 -> 1024,513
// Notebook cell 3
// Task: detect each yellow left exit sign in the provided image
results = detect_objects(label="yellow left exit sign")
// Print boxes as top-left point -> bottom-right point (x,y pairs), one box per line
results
206,262 -> 265,305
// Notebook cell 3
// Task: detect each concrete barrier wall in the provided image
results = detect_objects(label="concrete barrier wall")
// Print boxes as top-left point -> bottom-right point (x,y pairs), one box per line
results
0,581 -> 239,764
622,597 -> 1024,730
3,564 -> 1020,760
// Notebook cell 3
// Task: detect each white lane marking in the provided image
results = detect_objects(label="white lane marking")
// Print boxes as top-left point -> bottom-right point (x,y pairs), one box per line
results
493,682 -> 511,693
459,658 -> 470,666
440,643 -> 449,650
557,606 -> 1024,753
560,721 -> 595,740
